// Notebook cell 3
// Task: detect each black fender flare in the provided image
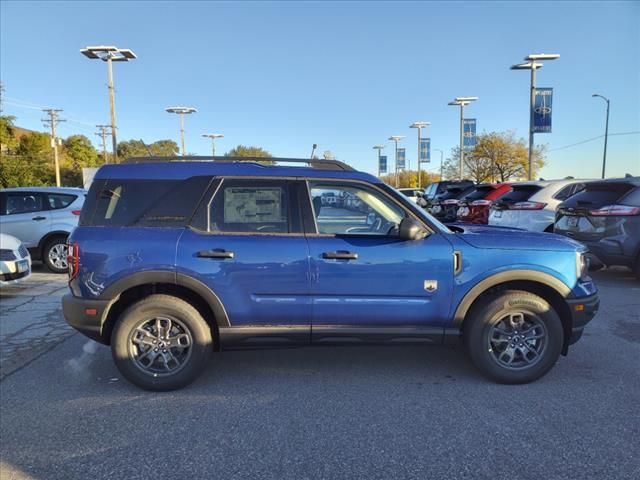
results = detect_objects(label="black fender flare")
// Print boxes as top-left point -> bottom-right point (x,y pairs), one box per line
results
453,269 -> 572,327
99,270 -> 231,327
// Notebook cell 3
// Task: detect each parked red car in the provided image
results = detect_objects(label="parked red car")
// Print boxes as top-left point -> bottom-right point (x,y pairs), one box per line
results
456,183 -> 512,224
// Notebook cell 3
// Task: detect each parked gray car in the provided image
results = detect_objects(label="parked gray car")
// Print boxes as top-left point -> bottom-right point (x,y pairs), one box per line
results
0,187 -> 86,273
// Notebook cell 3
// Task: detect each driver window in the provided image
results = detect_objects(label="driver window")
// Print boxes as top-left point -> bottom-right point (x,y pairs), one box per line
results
309,183 -> 405,236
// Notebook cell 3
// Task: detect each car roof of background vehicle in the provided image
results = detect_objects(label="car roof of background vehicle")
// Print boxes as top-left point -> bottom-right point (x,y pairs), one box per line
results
95,157 -> 381,183
0,186 -> 87,193
585,176 -> 640,186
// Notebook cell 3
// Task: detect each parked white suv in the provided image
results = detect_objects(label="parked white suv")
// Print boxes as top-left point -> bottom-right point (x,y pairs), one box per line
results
0,187 -> 86,273
489,179 -> 592,232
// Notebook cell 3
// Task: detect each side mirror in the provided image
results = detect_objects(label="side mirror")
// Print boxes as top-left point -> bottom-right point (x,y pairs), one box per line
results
398,217 -> 428,241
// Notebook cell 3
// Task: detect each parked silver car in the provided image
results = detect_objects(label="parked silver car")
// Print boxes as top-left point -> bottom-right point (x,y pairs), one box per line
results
0,187 -> 86,273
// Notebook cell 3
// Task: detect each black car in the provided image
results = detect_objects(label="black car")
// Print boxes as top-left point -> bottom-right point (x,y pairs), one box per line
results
428,184 -> 477,223
419,180 -> 474,207
555,177 -> 640,279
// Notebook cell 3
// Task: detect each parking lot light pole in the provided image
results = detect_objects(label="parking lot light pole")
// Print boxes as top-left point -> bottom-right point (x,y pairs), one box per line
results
410,122 -> 430,189
434,148 -> 444,179
166,107 -> 197,155
388,136 -> 405,188
511,53 -> 559,180
448,97 -> 477,180
202,133 -> 224,156
372,145 -> 385,178
592,94 -> 610,179
80,46 -> 136,163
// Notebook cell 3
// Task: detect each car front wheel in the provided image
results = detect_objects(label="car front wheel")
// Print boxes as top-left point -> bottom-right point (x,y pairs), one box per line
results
464,290 -> 563,384
111,294 -> 213,391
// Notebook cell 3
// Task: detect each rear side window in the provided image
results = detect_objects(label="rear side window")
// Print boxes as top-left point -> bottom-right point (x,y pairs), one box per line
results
553,183 -> 586,201
619,187 -> 640,207
208,179 -> 294,234
81,176 -> 213,227
497,185 -> 542,204
0,193 -> 44,215
47,193 -> 77,210
464,186 -> 494,201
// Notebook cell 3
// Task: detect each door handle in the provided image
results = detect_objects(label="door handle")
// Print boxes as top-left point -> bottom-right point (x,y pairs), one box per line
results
32,216 -> 47,221
322,251 -> 358,260
197,249 -> 235,259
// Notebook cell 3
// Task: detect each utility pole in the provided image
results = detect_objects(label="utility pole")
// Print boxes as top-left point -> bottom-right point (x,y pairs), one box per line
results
42,109 -> 65,187
95,125 -> 112,164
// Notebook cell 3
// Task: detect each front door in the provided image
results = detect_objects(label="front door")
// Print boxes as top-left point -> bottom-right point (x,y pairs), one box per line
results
0,192 -> 51,248
304,181 -> 454,333
177,178 -> 311,333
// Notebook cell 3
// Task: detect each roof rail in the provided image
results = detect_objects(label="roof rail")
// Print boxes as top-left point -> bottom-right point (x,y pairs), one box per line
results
122,156 -> 356,171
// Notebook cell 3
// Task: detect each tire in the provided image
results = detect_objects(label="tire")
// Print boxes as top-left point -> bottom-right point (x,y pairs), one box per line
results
463,290 -> 563,384
111,294 -> 213,391
43,236 -> 68,273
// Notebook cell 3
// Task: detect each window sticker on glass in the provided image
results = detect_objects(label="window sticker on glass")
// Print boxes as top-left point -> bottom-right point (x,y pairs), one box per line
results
223,187 -> 284,223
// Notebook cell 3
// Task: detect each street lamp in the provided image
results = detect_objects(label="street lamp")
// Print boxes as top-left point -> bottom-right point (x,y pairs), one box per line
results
202,133 -> 224,156
592,94 -> 610,179
388,135 -> 405,188
511,53 -> 560,180
80,45 -> 137,163
434,148 -> 444,179
448,97 -> 477,180
410,121 -> 430,188
372,144 -> 385,177
166,106 -> 197,155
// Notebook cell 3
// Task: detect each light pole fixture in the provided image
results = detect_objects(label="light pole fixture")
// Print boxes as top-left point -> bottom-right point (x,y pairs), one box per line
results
434,148 -> 444,179
448,97 -> 477,180
202,133 -> 224,156
410,121 -> 430,188
511,53 -> 560,180
592,94 -> 610,179
388,135 -> 405,188
166,106 -> 197,155
373,144 -> 385,177
80,45 -> 137,162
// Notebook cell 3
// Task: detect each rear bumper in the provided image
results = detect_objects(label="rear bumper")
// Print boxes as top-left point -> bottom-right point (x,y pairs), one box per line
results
566,293 -> 599,345
62,293 -> 111,344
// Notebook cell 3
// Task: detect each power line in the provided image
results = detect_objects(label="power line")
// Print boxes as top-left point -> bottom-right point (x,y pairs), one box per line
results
549,131 -> 640,152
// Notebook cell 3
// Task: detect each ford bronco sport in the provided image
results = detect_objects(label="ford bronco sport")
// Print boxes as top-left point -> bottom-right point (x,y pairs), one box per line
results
63,157 -> 599,390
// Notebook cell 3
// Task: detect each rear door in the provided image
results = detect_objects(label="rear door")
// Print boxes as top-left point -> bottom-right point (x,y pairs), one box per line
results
0,191 -> 51,248
45,191 -> 82,230
304,180 -> 454,334
177,178 -> 312,331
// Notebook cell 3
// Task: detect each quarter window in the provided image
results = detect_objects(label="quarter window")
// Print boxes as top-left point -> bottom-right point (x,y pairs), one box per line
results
309,182 -> 405,236
47,193 -> 77,210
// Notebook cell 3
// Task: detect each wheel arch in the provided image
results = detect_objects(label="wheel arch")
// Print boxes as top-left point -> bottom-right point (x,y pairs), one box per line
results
454,270 -> 574,354
38,230 -> 70,257
99,271 -> 230,347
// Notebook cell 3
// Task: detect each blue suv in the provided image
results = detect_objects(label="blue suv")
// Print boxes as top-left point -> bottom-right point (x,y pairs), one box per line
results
62,157 -> 599,390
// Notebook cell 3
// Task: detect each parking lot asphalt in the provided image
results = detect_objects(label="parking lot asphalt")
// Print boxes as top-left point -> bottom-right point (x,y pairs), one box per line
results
1,267 -> 639,480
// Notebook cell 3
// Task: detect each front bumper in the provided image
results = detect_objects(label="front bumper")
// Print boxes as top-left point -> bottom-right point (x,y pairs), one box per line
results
62,293 -> 111,344
566,293 -> 600,345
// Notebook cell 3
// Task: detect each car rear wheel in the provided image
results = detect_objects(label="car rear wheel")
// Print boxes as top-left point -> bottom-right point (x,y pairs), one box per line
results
111,294 -> 212,391
43,236 -> 68,273
464,290 -> 563,384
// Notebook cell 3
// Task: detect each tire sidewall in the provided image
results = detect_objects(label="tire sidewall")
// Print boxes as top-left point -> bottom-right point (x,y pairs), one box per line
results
111,295 -> 212,391
465,291 -> 563,384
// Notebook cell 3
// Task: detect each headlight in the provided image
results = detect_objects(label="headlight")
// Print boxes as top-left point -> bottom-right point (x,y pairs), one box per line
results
576,252 -> 590,281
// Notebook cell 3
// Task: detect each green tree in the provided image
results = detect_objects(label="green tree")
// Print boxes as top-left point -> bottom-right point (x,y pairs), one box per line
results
379,170 -> 441,189
63,135 -> 99,169
0,115 -> 19,152
225,145 -> 273,158
117,139 -> 179,160
1,131 -> 54,187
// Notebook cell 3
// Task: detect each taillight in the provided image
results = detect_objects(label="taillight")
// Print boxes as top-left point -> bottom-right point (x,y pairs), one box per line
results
68,242 -> 79,280
589,205 -> 640,216
510,201 -> 547,210
71,209 -> 82,216
471,200 -> 492,206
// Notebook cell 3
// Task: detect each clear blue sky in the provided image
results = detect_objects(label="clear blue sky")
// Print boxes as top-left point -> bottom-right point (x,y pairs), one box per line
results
1,0 -> 639,179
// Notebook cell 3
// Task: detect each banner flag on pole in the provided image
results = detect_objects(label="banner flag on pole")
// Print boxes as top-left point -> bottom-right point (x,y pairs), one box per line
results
419,139 -> 431,163
397,148 -> 406,170
379,155 -> 387,174
533,88 -> 553,133
463,119 -> 477,149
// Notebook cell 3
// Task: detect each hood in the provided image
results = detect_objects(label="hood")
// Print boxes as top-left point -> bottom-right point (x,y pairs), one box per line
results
452,224 -> 584,252
0,233 -> 22,251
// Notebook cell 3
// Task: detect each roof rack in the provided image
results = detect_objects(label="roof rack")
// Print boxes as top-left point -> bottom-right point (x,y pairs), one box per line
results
123,156 -> 356,172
